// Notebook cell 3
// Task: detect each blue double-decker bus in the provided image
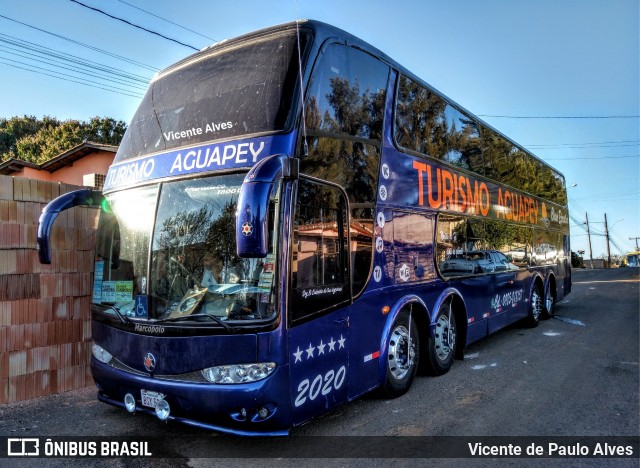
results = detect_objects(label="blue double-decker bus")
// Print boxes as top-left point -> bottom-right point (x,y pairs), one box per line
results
38,20 -> 571,435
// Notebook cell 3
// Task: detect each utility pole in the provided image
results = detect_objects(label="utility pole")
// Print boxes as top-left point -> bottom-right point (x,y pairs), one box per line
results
604,213 -> 611,269
585,212 -> 594,269
630,237 -> 640,250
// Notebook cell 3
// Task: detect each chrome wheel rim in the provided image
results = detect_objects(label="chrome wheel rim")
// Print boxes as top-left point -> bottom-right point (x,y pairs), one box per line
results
545,286 -> 553,313
532,289 -> 543,322
388,325 -> 416,380
434,314 -> 455,361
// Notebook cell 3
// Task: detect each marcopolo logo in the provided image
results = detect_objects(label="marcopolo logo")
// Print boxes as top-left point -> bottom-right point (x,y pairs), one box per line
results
8,438 -> 39,456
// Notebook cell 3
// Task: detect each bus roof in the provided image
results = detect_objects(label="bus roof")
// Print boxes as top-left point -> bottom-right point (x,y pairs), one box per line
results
148,19 -> 564,183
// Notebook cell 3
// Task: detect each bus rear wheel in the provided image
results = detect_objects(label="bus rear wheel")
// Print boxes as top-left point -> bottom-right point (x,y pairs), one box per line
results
526,285 -> 543,327
542,281 -> 555,319
381,310 -> 419,398
425,300 -> 456,376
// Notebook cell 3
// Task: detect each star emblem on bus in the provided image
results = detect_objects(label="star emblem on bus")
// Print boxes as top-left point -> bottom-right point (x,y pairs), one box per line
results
241,222 -> 253,236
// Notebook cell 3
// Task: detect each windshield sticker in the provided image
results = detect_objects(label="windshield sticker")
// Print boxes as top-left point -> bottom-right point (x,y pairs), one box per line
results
104,134 -> 295,192
92,260 -> 104,304
101,281 -> 116,302
115,281 -> 134,301
134,295 -> 149,319
101,281 -> 134,302
258,273 -> 274,291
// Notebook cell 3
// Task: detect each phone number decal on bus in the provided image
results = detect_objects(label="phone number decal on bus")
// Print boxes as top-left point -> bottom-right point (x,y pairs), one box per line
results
490,289 -> 525,312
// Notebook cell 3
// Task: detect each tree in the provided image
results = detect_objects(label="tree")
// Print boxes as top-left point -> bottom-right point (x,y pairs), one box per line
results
0,115 -> 52,157
84,117 -> 127,146
0,115 -> 127,163
15,120 -> 84,163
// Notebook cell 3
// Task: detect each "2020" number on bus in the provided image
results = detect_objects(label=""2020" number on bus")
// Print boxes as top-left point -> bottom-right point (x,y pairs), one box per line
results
294,366 -> 346,407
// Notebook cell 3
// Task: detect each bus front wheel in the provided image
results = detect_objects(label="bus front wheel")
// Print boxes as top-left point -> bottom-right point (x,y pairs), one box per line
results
425,300 -> 456,376
381,310 -> 419,398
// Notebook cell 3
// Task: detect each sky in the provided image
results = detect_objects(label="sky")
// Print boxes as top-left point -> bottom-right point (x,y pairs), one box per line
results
1,0 -> 638,259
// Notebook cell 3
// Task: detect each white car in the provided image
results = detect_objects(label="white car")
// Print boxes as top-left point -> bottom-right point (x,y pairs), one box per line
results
440,250 -> 518,275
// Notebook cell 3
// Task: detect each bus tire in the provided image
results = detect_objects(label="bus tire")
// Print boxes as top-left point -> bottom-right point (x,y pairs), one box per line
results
425,300 -> 456,376
526,284 -> 543,327
542,281 -> 555,319
381,310 -> 419,398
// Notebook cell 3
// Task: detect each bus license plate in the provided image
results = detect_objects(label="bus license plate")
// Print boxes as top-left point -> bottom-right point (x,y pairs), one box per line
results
140,390 -> 164,408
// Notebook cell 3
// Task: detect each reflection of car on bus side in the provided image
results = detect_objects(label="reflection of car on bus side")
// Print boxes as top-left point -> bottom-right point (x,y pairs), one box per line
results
440,250 -> 519,275
532,243 -> 557,265
505,247 -> 526,262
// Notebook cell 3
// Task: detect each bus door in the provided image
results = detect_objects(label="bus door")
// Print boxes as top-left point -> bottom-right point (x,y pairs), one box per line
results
288,177 -> 351,425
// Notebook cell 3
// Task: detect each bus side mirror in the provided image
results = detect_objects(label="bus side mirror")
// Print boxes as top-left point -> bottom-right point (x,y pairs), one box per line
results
236,182 -> 273,258
37,189 -> 103,264
236,155 -> 295,258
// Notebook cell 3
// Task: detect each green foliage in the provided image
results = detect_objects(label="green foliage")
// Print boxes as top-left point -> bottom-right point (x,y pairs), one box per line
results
0,115 -> 127,164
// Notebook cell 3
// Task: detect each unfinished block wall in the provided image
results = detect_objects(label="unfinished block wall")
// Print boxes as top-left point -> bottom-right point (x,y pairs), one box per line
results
0,175 -> 99,403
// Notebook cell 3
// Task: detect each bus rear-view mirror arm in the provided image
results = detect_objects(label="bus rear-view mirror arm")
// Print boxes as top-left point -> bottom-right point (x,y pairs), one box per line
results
236,155 -> 297,258
37,189 -> 103,264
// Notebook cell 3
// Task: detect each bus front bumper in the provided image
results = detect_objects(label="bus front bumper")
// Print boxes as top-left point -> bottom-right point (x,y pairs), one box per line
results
91,357 -> 292,436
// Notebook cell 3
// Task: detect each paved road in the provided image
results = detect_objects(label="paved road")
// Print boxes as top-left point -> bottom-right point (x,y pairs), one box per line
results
1,268 -> 638,465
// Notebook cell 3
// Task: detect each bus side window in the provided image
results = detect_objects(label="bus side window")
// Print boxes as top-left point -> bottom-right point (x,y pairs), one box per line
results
302,44 -> 389,298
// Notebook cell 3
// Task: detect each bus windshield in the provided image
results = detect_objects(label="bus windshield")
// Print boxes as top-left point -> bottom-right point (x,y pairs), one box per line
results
115,29 -> 307,162
93,174 -> 279,326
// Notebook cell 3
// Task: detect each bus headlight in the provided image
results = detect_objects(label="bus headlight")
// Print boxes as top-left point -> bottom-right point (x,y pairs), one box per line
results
201,363 -> 276,384
92,344 -> 113,364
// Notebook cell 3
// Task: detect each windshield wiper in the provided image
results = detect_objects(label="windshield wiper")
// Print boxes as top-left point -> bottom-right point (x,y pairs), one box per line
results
105,305 -> 132,325
155,313 -> 237,332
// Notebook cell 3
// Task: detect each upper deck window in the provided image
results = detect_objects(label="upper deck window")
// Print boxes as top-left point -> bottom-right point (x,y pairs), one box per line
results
115,30 -> 308,162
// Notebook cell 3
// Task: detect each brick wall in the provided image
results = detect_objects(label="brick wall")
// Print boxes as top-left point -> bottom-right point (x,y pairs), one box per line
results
0,175 -> 98,403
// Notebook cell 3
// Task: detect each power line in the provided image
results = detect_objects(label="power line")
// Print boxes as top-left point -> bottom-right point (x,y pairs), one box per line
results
591,190 -> 640,199
479,114 -> 639,119
525,140 -> 639,148
0,33 -> 151,83
0,60 -> 144,98
0,33 -> 150,98
69,0 -> 199,51
0,13 -> 159,72
0,56 -> 145,97
545,154 -> 639,161
529,143 -> 639,150
0,45 -> 147,91
118,0 -> 216,43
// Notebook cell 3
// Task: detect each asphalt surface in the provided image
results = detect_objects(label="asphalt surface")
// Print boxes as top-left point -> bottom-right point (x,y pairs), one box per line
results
1,267 -> 638,466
